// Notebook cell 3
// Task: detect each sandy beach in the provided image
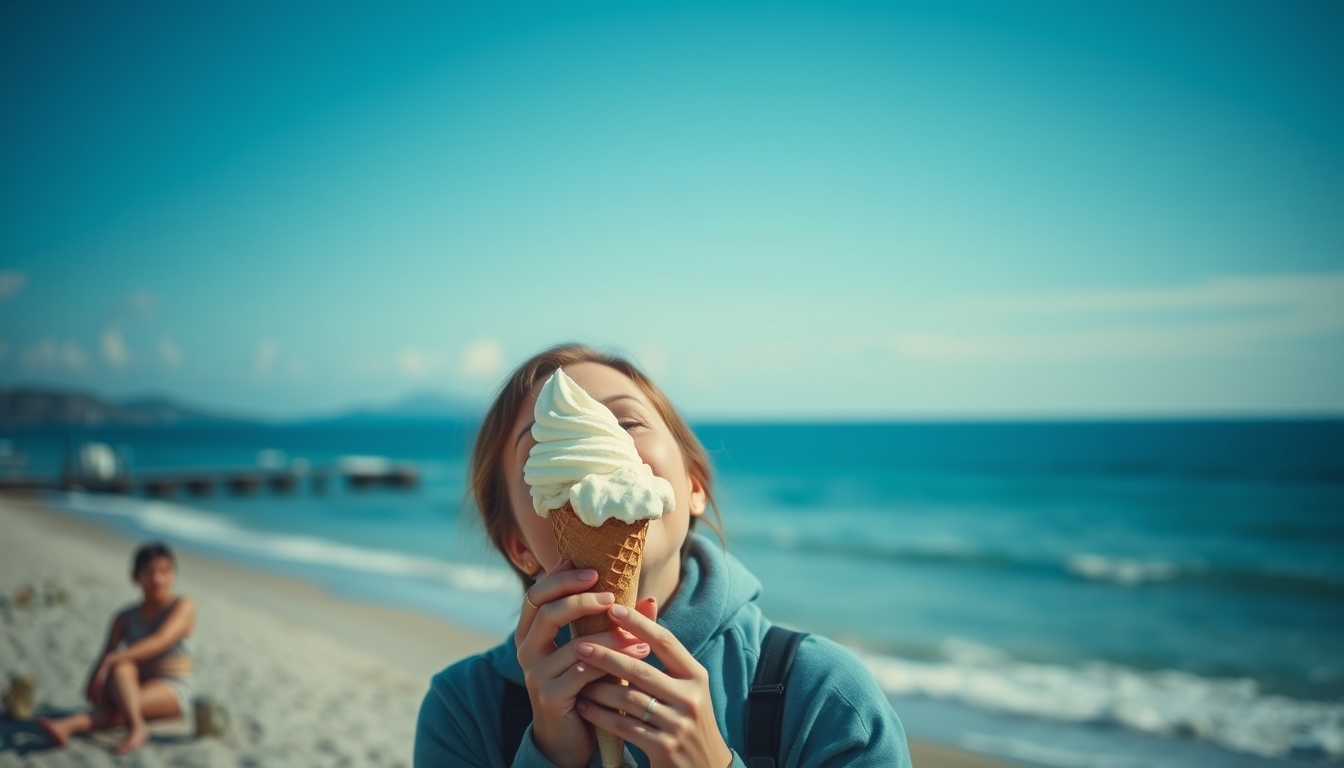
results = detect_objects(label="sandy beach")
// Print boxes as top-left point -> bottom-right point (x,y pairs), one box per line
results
0,493 -> 1015,768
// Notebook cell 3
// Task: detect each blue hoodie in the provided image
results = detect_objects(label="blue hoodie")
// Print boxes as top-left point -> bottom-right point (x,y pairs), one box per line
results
415,534 -> 912,768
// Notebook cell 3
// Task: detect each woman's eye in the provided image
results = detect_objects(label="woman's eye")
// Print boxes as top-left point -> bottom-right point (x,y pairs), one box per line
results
618,419 -> 645,431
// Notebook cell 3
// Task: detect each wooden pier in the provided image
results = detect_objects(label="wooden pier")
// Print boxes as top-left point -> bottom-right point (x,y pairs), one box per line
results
0,461 -> 418,497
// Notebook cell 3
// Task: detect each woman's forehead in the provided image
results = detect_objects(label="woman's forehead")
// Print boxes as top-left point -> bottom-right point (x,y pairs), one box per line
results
561,363 -> 644,399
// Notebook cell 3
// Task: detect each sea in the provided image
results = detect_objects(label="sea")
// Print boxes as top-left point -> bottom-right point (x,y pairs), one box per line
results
6,419 -> 1343,767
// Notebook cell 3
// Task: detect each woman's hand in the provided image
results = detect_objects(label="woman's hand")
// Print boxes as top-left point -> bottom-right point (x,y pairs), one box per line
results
85,658 -> 112,706
575,602 -> 733,768
515,560 -> 654,768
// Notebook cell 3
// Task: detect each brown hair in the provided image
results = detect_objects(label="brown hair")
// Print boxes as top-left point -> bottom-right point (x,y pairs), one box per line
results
470,343 -> 720,587
132,541 -> 175,578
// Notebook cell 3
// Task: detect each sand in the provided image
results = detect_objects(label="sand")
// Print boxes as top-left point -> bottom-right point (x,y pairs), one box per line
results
0,493 -> 1018,768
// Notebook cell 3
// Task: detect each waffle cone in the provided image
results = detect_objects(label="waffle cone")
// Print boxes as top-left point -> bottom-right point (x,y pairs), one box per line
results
548,503 -> 649,768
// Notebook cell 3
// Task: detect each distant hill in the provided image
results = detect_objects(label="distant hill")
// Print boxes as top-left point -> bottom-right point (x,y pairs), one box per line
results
0,387 -> 484,429
309,390 -> 482,424
0,388 -> 249,428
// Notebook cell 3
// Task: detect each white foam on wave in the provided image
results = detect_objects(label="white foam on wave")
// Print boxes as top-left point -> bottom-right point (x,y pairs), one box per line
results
860,637 -> 1344,760
57,492 -> 516,594
1065,552 -> 1197,586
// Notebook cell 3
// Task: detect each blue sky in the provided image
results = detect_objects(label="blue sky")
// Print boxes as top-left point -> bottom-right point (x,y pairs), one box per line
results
2,0 -> 1341,419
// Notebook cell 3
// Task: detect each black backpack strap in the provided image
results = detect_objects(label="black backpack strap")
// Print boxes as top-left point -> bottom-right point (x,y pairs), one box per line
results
501,678 -> 532,765
746,626 -> 807,768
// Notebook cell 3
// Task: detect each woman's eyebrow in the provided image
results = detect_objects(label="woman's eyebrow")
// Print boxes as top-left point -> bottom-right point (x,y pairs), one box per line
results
601,394 -> 642,407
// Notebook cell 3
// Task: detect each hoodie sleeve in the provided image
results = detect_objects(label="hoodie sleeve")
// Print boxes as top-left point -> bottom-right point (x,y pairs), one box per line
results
414,665 -> 501,768
510,724 -> 609,768
414,663 -> 609,768
780,636 -> 913,768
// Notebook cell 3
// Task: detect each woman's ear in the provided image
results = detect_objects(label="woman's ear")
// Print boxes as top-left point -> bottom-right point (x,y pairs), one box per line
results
689,473 -> 707,518
501,526 -> 540,576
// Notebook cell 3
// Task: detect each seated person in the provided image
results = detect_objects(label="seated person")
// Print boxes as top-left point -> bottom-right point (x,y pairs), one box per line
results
39,541 -> 196,755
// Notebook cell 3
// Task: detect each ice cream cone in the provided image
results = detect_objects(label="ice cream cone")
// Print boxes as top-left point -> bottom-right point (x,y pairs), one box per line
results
549,502 -> 648,767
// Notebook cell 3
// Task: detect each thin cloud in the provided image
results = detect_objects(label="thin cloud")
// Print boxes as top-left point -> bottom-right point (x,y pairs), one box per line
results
395,347 -> 449,379
21,339 -> 89,373
88,290 -> 161,371
107,290 -> 158,325
0,272 -> 26,301
461,338 -> 503,378
252,339 -> 281,378
159,336 -> 182,369
101,328 -> 129,368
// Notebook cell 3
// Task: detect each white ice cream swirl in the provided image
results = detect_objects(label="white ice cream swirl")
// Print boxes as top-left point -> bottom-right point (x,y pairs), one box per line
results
524,368 -> 675,526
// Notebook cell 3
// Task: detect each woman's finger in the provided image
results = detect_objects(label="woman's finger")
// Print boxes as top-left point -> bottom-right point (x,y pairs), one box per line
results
531,635 -> 651,719
635,596 -> 656,623
581,680 -> 661,724
531,630 -> 650,682
575,698 -> 667,753
515,560 -> 571,646
548,648 -> 637,699
519,591 -> 618,662
514,562 -> 592,646
531,596 -> 648,664
606,603 -> 702,679
574,641 -> 679,703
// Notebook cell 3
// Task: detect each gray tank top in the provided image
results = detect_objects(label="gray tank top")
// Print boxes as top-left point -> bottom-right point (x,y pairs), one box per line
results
121,599 -> 191,661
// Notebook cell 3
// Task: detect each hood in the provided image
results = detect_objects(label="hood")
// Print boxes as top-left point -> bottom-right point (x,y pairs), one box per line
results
488,533 -> 764,683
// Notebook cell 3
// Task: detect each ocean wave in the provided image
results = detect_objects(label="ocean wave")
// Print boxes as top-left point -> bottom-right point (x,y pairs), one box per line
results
1064,553 -> 1194,586
737,528 -> 1344,595
55,492 -> 516,594
861,638 -> 1344,760
1061,552 -> 1344,597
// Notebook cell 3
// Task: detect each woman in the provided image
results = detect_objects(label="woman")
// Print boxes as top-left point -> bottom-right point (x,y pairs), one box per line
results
415,344 -> 910,768
39,541 -> 195,756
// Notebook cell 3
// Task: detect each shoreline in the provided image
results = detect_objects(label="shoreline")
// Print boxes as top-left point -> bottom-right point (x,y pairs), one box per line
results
0,492 -> 1018,768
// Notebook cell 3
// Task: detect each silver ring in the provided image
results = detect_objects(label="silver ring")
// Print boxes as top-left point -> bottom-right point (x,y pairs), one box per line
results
640,697 -> 658,723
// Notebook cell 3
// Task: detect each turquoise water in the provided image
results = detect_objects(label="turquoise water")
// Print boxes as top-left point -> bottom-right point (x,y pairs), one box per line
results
10,419 -> 1343,766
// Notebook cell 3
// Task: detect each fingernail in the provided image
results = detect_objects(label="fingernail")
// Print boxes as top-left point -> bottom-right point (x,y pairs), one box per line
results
576,700 -> 588,711
635,644 -> 649,654
611,604 -> 628,618
595,592 -> 614,605
577,643 -> 594,656
578,569 -> 598,580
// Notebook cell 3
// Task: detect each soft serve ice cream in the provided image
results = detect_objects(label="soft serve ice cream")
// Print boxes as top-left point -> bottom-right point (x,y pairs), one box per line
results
524,367 -> 675,525
522,367 -> 676,768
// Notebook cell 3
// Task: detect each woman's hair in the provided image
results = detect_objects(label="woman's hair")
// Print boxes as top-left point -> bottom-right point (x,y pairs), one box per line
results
132,541 -> 175,577
470,343 -> 720,587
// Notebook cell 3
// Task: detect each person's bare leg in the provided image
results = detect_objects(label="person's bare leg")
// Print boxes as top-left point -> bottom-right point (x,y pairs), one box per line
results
37,714 -> 82,746
38,705 -> 122,746
106,661 -> 149,755
107,673 -> 182,756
